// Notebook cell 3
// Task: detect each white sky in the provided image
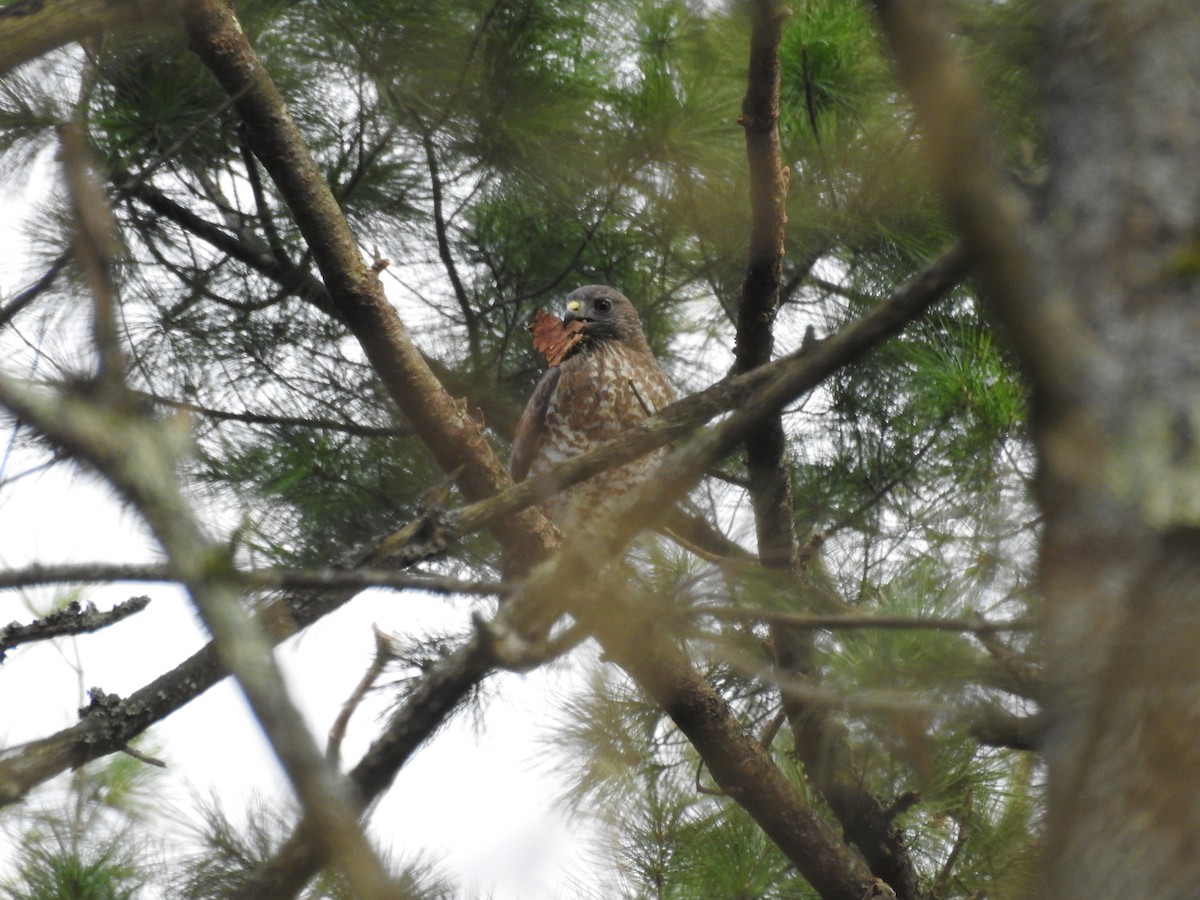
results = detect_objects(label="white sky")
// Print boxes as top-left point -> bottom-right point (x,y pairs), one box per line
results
0,445 -> 608,898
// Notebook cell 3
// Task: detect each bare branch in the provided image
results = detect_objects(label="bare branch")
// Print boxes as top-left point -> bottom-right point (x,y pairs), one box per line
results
326,627 -> 392,767
703,607 -> 1032,635
136,390 -> 404,438
0,253 -> 70,328
0,561 -> 506,596
0,596 -> 150,660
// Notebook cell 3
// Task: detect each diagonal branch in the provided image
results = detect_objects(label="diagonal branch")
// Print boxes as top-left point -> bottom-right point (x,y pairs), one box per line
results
181,0 -> 558,577
0,238 -> 967,816
0,0 -> 184,75
0,253 -> 71,328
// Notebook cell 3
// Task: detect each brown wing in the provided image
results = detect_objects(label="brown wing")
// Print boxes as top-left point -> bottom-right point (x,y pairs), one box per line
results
510,366 -> 562,482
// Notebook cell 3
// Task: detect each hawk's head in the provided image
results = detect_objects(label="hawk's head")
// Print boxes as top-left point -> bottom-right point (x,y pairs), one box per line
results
562,285 -> 648,347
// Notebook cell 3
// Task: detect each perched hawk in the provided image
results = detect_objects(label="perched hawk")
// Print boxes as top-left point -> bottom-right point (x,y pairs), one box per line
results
511,285 -> 674,532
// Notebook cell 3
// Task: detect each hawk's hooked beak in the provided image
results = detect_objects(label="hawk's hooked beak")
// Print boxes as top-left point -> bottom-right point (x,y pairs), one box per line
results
563,299 -> 590,325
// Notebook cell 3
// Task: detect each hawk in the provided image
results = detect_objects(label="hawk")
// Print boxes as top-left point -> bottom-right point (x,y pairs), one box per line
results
511,285 -> 674,532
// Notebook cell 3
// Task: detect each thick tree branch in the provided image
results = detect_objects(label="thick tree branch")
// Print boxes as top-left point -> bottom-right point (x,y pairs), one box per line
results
181,0 -> 557,577
0,0 -> 182,75
735,0 -> 799,574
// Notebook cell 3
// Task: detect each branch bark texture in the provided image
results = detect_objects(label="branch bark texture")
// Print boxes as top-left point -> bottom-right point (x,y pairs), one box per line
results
0,596 -> 150,660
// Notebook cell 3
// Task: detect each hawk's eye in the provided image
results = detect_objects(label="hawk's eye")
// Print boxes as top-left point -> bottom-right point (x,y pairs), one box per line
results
594,298 -> 613,313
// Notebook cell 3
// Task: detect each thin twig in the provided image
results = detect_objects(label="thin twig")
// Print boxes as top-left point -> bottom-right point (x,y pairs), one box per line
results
703,607 -> 1032,634
59,123 -> 124,388
0,596 -> 151,660
327,627 -> 393,766
0,253 -> 71,328
0,561 -> 508,597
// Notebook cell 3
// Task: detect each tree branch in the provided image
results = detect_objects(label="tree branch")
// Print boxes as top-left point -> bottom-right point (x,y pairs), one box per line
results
0,596 -> 150,661
136,390 -> 404,438
730,8 -> 929,892
116,172 -> 338,317
0,0 -> 183,75
181,0 -> 560,578
0,252 -> 70,328
735,0 -> 799,574
0,561 -> 505,596
420,127 -> 482,369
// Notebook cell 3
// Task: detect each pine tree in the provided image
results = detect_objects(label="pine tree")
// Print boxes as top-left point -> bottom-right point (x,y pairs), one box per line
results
0,0 -> 1194,897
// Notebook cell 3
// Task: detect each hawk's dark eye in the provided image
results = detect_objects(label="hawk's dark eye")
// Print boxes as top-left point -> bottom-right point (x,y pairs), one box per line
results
594,298 -> 612,313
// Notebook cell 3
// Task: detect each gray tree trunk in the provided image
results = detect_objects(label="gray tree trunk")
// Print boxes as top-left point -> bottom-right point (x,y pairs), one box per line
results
1035,2 -> 1200,896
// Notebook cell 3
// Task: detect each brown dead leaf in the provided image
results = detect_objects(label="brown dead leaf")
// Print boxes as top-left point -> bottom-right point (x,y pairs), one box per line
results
529,309 -> 585,367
